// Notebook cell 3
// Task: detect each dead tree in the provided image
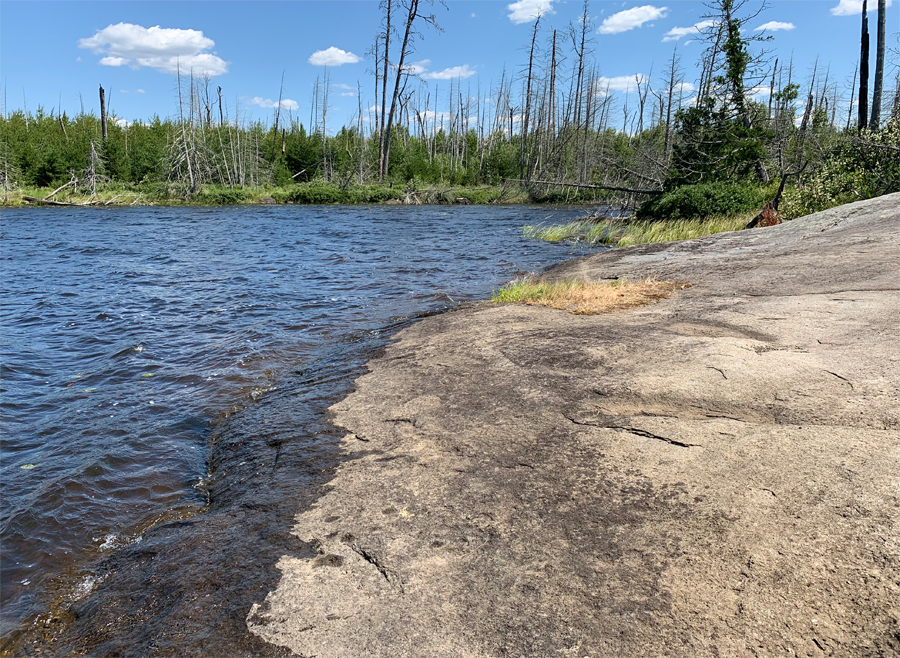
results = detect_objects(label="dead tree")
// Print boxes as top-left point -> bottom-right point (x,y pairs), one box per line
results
858,0 -> 870,131
379,0 -> 440,179
870,0 -> 886,128
378,0 -> 392,170
520,16 -> 541,181
99,85 -> 108,142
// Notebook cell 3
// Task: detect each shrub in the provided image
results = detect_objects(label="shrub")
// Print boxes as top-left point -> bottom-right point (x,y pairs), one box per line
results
781,117 -> 900,220
637,181 -> 770,220
196,186 -> 246,205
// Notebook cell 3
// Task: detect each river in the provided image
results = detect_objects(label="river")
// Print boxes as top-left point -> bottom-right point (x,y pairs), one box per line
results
0,204 -> 603,653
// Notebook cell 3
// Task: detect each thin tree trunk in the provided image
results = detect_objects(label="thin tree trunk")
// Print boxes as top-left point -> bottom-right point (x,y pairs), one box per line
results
177,69 -> 196,193
381,0 -> 419,179
870,0 -> 886,128
520,17 -> 540,181
858,0 -> 870,131
767,59 -> 778,120
99,85 -> 108,142
379,0 -> 392,173
271,72 -> 285,162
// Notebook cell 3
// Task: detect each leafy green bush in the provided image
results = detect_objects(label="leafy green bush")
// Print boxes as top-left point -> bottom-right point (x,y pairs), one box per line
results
276,182 -> 348,204
637,182 -> 770,219
780,117 -> 900,220
354,185 -> 401,203
452,187 -> 504,204
196,186 -> 246,205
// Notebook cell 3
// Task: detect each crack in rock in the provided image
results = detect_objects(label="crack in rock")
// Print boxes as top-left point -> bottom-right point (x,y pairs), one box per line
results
343,537 -> 404,592
610,426 -> 701,448
823,370 -> 854,389
564,413 -> 701,448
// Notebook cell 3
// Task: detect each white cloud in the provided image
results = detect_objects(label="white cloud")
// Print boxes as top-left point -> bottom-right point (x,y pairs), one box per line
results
405,59 -> 431,75
599,5 -> 667,34
136,89 -> 145,94
595,74 -> 649,95
422,65 -> 476,80
340,92 -> 356,97
749,85 -> 771,99
115,118 -> 128,127
663,19 -> 716,42
249,97 -> 300,111
308,47 -> 361,67
669,81 -> 695,96
507,0 -> 554,24
331,83 -> 354,90
830,0 -> 892,14
755,21 -> 795,31
410,109 -> 451,123
78,23 -> 228,76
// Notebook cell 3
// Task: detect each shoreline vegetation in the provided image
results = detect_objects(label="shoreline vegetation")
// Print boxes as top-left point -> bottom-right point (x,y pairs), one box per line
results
3,0 -> 898,222
491,278 -> 691,314
0,180 -> 609,208
1,0 -> 898,260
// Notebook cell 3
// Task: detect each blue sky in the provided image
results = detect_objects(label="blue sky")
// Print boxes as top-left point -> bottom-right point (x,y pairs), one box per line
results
1,0 -> 892,130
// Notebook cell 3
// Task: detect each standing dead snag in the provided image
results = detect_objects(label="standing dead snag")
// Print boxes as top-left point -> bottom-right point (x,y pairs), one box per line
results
378,0 -> 441,180
858,0 -> 870,132
99,85 -> 108,142
870,0 -> 886,128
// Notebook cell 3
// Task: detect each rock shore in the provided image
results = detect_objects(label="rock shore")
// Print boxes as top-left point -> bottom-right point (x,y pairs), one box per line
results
248,194 -> 900,657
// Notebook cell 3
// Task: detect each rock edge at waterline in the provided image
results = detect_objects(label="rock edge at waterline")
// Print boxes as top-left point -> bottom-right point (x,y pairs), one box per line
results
248,194 -> 900,657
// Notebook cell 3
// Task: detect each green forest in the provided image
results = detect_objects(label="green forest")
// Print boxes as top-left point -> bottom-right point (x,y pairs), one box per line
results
2,0 -> 898,221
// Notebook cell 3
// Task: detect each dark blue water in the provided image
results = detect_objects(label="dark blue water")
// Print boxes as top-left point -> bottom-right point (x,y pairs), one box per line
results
0,204 -> 601,643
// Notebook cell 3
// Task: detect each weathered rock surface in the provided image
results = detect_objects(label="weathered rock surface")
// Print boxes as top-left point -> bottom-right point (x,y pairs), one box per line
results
248,194 -> 900,658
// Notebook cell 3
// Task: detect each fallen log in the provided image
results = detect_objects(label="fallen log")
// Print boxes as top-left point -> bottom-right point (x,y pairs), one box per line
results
23,195 -> 77,206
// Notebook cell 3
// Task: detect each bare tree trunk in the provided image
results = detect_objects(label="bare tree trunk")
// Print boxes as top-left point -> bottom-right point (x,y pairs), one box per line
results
379,0 -> 392,173
664,49 -> 679,164
548,30 -> 557,156
381,0 -> 420,179
767,59 -> 778,120
271,72 -> 285,161
870,0 -> 886,128
520,17 -> 540,181
572,0 -> 589,133
177,69 -> 196,193
858,0 -> 870,131
358,80 -> 366,184
99,85 -> 108,142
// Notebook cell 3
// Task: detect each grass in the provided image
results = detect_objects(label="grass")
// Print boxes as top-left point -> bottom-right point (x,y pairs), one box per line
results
524,212 -> 754,247
491,278 -> 690,315
2,181 -> 543,207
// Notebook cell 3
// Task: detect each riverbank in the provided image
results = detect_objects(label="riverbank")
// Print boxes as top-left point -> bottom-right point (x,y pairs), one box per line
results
0,180 -> 618,208
247,194 -> 900,657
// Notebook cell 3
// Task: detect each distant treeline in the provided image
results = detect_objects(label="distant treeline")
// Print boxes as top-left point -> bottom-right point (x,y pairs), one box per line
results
2,0 -> 898,214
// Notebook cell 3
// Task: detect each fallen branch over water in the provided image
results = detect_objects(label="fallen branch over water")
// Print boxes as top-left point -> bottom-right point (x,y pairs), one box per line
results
23,195 -> 79,206
23,194 -> 143,207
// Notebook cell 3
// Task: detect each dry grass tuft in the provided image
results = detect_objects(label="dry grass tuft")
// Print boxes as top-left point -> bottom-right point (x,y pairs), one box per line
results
491,279 -> 691,315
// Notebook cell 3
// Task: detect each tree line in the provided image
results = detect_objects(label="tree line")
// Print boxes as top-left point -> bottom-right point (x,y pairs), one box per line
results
2,0 -> 898,211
